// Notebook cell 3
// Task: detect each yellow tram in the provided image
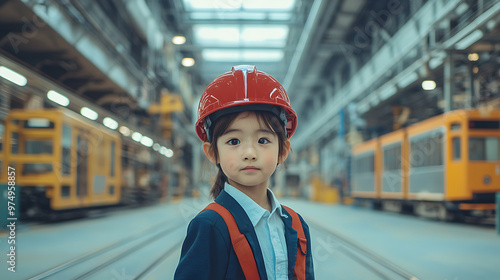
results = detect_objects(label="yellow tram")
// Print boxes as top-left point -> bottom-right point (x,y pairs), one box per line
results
351,109 -> 500,220
2,108 -> 122,217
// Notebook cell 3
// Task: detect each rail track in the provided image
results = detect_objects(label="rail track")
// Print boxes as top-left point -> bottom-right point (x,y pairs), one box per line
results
307,217 -> 420,280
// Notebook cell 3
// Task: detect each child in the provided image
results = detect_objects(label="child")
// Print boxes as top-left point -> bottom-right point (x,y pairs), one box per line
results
174,65 -> 314,280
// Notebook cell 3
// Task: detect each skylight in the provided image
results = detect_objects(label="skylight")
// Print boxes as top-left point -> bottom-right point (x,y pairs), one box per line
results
182,0 -> 296,65
193,25 -> 288,47
183,0 -> 295,11
202,49 -> 283,62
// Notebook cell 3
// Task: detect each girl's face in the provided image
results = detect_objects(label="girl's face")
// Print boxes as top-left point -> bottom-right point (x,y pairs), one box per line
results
209,111 -> 288,190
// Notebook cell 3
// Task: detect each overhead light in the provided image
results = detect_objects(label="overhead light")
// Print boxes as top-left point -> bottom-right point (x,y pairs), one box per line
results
165,148 -> 174,158
131,132 -> 142,142
182,58 -> 195,67
455,30 -> 483,50
468,53 -> 479,61
80,107 -> 98,120
160,146 -> 168,155
103,117 -> 118,130
119,126 -> 131,136
172,36 -> 186,45
140,136 -> 154,147
422,80 -> 436,91
153,143 -> 161,151
0,66 -> 27,86
47,90 -> 70,107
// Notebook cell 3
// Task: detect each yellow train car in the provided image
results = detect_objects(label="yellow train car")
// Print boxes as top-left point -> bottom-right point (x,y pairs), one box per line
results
4,108 -> 121,218
351,109 -> 500,220
379,129 -> 408,212
351,138 -> 381,207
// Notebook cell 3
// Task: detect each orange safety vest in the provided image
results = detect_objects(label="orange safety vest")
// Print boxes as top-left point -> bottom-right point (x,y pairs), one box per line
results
203,202 -> 307,280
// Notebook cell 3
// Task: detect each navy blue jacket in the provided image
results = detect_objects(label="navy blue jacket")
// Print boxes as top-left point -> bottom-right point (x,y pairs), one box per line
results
174,190 -> 314,279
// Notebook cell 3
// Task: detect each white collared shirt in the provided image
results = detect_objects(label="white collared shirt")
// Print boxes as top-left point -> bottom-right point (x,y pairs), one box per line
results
224,183 -> 288,280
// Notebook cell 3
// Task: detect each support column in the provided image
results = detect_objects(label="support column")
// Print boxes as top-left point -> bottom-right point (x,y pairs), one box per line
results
443,54 -> 453,112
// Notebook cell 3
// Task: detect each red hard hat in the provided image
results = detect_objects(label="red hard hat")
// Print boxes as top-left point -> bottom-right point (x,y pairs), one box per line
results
195,65 -> 298,142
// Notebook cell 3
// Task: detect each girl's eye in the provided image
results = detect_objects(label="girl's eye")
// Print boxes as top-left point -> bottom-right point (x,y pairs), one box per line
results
227,139 -> 240,145
258,138 -> 270,144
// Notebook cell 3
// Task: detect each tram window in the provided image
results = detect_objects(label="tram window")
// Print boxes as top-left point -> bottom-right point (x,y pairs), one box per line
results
0,122 -> 4,151
410,133 -> 443,167
452,137 -> 461,160
26,140 -> 53,154
469,137 -> 499,161
11,132 -> 18,154
383,144 -> 401,171
110,141 -> 115,177
24,118 -> 54,129
22,163 -> 53,175
61,186 -> 70,197
354,153 -> 374,174
450,123 -> 461,131
109,185 -> 115,195
62,125 -> 71,175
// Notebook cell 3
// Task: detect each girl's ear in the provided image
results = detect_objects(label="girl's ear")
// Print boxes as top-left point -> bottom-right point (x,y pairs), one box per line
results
278,140 -> 291,164
203,142 -> 217,165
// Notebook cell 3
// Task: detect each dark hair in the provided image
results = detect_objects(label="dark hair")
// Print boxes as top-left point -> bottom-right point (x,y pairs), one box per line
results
207,110 -> 288,199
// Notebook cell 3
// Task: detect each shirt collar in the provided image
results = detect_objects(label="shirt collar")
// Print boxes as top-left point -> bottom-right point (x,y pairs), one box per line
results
224,183 -> 286,226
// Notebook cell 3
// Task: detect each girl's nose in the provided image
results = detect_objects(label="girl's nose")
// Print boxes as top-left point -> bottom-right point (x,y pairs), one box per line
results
242,144 -> 257,161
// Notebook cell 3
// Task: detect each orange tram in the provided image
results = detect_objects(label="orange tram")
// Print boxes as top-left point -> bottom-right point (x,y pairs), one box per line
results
0,108 -> 168,220
351,109 -> 500,221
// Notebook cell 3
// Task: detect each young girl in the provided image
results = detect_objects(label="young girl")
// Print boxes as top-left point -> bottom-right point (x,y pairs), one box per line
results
174,65 -> 314,280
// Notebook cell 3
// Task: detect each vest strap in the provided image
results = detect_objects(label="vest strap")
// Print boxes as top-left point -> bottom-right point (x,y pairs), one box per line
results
282,205 -> 307,280
203,202 -> 260,280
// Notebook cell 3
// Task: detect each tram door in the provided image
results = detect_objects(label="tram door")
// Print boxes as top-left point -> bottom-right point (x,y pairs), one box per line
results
76,133 -> 88,199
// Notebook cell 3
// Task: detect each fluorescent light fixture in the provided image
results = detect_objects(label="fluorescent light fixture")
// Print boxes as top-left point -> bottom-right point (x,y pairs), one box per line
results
455,3 -> 469,15
131,132 -> 142,142
269,13 -> 292,20
160,146 -> 168,155
422,80 -> 436,91
182,58 -> 195,67
202,49 -> 283,61
244,0 -> 295,10
241,26 -> 288,46
165,148 -> 174,158
397,72 -> 418,88
184,0 -> 241,10
140,136 -> 154,147
193,25 -> 288,47
468,53 -> 479,61
243,50 -> 284,61
194,26 -> 239,44
103,117 -> 118,130
119,126 -> 131,136
184,0 -> 295,11
153,143 -> 161,151
47,90 -> 70,107
0,66 -> 27,86
455,30 -> 483,50
172,36 -> 186,45
80,107 -> 98,120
